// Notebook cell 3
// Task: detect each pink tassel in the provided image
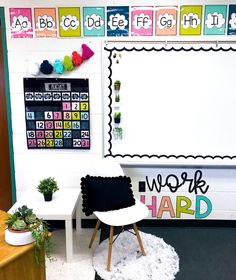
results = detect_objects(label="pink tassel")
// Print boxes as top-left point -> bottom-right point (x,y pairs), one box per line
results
82,44 -> 94,60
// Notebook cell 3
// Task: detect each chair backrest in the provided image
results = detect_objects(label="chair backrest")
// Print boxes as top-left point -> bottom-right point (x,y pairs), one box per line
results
91,158 -> 124,177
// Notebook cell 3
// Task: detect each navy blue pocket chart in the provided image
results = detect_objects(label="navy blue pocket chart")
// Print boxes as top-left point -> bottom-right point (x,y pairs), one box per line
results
24,78 -> 90,149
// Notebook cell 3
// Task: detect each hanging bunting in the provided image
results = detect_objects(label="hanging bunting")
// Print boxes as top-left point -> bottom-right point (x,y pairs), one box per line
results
204,5 -> 227,35
155,6 -> 178,36
227,5 -> 236,35
107,6 -> 129,37
81,44 -> 94,60
53,59 -> 64,74
58,7 -> 81,37
83,7 -> 105,37
9,8 -> 33,38
131,6 -> 153,36
180,5 -> 202,35
34,8 -> 57,38
8,4 -> 236,38
29,44 -> 94,75
40,60 -> 53,74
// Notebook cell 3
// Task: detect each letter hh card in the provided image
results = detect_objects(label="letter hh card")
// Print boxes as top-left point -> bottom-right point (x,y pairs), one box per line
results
180,5 -> 202,35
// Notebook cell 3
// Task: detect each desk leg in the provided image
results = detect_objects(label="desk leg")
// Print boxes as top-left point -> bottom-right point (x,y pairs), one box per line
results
65,219 -> 73,262
76,197 -> 81,231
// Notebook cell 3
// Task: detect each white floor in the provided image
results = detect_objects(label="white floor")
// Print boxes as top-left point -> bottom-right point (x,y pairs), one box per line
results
46,228 -> 100,280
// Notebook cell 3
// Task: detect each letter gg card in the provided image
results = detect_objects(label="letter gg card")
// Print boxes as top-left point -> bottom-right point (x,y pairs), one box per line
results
155,6 -> 178,36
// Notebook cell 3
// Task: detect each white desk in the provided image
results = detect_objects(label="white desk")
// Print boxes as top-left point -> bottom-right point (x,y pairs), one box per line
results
8,188 -> 81,262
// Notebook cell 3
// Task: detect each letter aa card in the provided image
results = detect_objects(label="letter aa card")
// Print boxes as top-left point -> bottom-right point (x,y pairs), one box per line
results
10,8 -> 33,38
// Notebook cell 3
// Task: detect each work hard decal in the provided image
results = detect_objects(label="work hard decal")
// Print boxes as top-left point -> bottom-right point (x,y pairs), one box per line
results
139,170 -> 212,219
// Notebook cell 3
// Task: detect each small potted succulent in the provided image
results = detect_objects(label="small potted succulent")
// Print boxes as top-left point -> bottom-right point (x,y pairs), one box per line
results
5,205 -> 52,263
114,80 -> 121,91
37,177 -> 59,201
114,112 -> 121,124
113,127 -> 123,140
115,94 -> 120,102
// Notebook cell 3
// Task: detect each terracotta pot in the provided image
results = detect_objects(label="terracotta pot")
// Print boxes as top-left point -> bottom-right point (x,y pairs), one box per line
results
8,227 -> 29,233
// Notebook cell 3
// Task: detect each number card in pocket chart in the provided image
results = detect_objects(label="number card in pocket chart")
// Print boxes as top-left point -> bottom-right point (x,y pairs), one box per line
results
24,78 -> 90,149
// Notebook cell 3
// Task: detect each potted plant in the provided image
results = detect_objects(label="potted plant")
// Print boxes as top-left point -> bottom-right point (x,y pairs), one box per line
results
113,127 -> 123,140
114,80 -> 121,91
114,112 -> 121,124
5,205 -> 52,263
115,94 -> 120,102
37,177 -> 59,201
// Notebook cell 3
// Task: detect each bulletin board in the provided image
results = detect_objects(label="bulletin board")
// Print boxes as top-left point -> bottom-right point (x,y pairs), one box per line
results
24,78 -> 90,149
103,43 -> 236,165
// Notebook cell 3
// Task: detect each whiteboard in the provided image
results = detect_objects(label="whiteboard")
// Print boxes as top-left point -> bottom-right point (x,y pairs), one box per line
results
103,43 -> 236,165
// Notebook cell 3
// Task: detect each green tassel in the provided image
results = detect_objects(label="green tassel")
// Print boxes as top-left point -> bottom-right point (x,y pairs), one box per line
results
63,55 -> 74,71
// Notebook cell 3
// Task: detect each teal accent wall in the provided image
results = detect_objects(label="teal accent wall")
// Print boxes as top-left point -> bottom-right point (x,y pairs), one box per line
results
0,8 -> 16,203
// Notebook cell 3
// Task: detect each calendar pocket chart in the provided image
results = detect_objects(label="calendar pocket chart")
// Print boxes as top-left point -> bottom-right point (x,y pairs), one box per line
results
24,78 -> 90,149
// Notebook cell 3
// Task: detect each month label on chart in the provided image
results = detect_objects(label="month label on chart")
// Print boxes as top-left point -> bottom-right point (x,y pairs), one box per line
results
24,78 -> 90,149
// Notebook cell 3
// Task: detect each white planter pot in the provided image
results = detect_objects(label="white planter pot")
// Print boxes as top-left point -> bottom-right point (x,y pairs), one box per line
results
5,229 -> 34,246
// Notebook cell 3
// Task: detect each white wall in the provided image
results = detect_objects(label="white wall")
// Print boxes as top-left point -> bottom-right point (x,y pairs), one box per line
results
3,0 -> 236,220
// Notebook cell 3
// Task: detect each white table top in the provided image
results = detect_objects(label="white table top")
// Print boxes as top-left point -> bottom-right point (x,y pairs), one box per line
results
8,188 -> 81,221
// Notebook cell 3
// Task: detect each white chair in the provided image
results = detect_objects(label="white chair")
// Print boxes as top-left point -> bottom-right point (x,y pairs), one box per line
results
85,159 -> 149,271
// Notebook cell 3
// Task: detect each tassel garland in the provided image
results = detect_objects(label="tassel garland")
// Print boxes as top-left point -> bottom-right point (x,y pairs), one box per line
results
35,44 -> 94,75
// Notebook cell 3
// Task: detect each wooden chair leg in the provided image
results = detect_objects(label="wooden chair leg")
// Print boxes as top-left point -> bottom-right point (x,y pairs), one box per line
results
133,223 -> 146,256
89,219 -> 101,248
107,226 -> 114,272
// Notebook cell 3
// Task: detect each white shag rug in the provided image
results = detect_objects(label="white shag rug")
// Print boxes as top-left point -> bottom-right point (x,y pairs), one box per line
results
93,231 -> 179,280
